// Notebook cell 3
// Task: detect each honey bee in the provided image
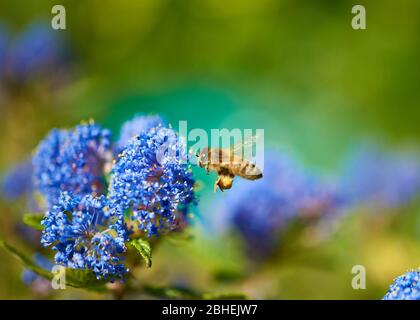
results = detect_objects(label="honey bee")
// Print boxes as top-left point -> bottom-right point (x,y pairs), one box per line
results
197,137 -> 263,192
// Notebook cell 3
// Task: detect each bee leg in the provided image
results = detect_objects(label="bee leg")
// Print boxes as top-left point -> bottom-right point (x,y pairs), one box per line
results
214,177 -> 222,192
205,164 -> 210,174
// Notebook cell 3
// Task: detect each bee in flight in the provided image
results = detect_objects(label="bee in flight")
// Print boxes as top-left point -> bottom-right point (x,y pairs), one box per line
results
196,136 -> 263,192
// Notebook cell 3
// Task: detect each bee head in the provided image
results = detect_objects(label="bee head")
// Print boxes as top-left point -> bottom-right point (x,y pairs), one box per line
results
197,148 -> 209,168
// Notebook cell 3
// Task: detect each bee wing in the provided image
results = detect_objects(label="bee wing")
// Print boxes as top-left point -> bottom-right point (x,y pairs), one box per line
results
230,134 -> 260,158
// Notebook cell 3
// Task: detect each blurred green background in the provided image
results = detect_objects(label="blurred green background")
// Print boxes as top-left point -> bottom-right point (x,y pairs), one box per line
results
0,0 -> 419,299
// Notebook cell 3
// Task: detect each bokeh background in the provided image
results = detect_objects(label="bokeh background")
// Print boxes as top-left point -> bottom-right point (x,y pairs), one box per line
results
0,0 -> 420,299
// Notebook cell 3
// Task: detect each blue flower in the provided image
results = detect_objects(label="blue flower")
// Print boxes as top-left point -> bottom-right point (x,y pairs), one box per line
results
383,270 -> 420,300
118,114 -> 166,150
22,253 -> 54,296
340,144 -> 420,209
8,22 -> 70,82
41,192 -> 127,280
22,253 -> 53,285
213,151 -> 341,257
33,122 -> 112,208
297,175 -> 345,220
1,158 -> 41,216
1,159 -> 33,201
0,25 -> 9,79
109,125 -> 196,237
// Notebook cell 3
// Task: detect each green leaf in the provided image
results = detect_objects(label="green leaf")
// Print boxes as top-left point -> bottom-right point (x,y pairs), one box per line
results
65,269 -> 108,290
0,239 -> 52,280
129,238 -> 152,268
143,284 -> 201,299
0,239 -> 107,291
213,269 -> 245,283
166,232 -> 194,245
22,213 -> 44,231
142,284 -> 247,300
202,292 -> 248,300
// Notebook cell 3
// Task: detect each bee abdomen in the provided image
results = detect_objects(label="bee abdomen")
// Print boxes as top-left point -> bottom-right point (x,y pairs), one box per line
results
236,161 -> 263,180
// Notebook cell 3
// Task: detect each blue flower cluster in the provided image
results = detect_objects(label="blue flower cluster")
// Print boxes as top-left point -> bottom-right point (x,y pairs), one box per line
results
22,253 -> 54,296
22,253 -> 53,285
212,142 -> 420,259
0,25 -> 9,79
1,159 -> 33,201
33,122 -> 112,208
213,151 -> 342,257
339,144 -> 420,209
109,125 -> 196,237
41,193 -> 127,280
0,22 -> 70,83
218,144 -> 415,257
298,176 -> 343,220
29,115 -> 196,280
383,270 -> 420,300
118,114 -> 166,150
